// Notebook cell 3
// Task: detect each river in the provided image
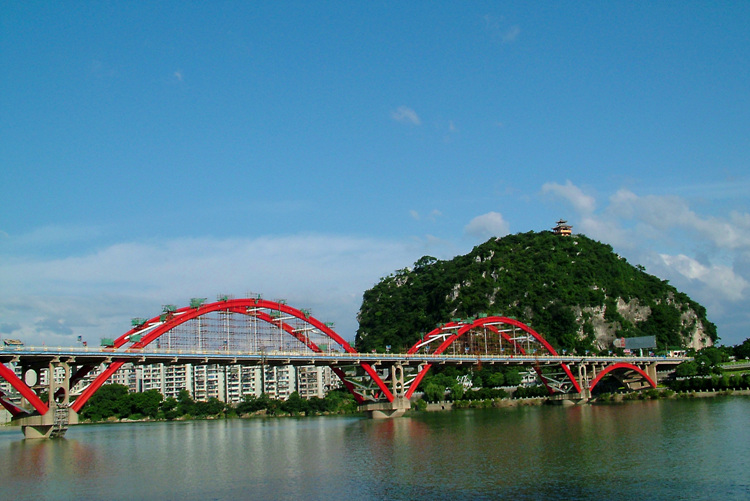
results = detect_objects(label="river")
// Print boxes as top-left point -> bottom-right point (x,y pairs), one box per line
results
1,397 -> 748,500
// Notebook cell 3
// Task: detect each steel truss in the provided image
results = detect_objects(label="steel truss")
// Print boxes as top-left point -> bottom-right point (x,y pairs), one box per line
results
404,316 -> 582,398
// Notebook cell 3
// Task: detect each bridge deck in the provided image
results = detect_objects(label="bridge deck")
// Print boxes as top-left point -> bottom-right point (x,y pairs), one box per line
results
1,347 -> 689,368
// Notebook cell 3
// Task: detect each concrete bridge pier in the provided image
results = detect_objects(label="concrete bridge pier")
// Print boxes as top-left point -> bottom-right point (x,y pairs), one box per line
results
359,397 -> 411,419
548,390 -> 590,406
17,360 -> 77,439
18,407 -> 78,439
359,362 -> 412,418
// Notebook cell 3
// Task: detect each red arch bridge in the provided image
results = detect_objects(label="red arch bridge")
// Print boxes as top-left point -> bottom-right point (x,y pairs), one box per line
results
0,297 -> 687,438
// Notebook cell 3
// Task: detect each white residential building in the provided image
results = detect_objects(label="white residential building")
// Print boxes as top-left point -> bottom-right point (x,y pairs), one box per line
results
2,361 -> 339,407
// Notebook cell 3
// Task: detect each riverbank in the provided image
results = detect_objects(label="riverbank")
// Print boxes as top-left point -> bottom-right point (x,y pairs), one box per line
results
593,387 -> 750,403
0,407 -> 362,428
418,387 -> 750,412
4,388 -> 749,429
423,396 -> 547,412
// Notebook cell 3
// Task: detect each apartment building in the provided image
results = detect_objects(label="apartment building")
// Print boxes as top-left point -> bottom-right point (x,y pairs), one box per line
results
2,361 -> 338,406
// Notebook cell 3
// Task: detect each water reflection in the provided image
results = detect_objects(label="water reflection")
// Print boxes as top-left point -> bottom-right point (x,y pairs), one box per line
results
8,438 -> 101,479
1,398 -> 748,500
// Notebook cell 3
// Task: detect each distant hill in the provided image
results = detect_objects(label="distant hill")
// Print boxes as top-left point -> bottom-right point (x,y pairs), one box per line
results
355,231 -> 716,353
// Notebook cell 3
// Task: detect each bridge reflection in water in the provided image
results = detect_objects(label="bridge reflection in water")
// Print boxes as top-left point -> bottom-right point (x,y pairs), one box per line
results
0,297 -> 686,438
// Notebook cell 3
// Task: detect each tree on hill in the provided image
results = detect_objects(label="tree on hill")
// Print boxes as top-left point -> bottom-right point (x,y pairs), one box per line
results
355,231 -> 716,353
734,338 -> 750,360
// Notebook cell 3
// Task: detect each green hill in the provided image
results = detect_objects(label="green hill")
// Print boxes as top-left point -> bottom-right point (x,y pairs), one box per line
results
355,231 -> 716,354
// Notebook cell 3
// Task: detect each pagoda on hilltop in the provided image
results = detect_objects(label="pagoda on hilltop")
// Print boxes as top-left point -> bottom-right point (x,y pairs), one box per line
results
552,219 -> 573,236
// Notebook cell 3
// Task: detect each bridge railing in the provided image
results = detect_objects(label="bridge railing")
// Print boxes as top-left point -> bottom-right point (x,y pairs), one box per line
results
1,345 -> 691,364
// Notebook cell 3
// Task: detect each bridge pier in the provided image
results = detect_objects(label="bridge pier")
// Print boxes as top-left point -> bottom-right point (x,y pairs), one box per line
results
548,390 -> 590,405
359,397 -> 411,419
16,359 -> 78,439
358,362 -> 413,418
18,407 -> 78,439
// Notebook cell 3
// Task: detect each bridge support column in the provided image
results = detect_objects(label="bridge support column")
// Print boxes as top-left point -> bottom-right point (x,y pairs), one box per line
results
17,360 -> 78,439
645,363 -> 658,385
557,362 -> 591,404
359,362 -> 411,418
390,363 -> 405,397
578,363 -> 590,394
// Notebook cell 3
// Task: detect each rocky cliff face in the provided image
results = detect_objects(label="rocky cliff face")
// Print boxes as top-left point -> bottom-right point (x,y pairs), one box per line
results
356,231 -> 716,353
575,296 -> 712,351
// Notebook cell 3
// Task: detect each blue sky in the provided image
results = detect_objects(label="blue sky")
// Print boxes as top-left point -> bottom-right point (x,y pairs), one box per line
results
2,2 -> 749,347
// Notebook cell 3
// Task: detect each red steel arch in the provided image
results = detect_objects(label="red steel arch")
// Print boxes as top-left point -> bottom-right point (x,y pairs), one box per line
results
405,316 -> 581,398
0,364 -> 48,416
71,298 -> 392,413
588,362 -> 656,392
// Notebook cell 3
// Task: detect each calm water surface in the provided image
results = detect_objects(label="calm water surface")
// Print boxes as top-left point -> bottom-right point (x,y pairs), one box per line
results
2,397 -> 748,500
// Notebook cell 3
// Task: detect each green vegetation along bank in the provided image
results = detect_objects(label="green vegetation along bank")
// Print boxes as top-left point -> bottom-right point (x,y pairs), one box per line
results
77,385 -> 358,423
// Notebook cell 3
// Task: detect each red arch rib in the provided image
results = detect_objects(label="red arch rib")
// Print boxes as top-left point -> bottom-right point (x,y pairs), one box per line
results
0,363 -> 48,415
466,317 -> 581,393
0,389 -> 32,417
123,299 -> 357,353
404,319 -> 535,399
404,322 -> 463,399
404,316 -> 581,398
588,362 -> 656,392
72,298 -> 393,411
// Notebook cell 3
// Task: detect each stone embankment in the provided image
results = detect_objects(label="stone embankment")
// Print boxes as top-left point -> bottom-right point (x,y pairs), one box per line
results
592,388 -> 750,403
424,397 -> 546,412
421,389 -> 750,412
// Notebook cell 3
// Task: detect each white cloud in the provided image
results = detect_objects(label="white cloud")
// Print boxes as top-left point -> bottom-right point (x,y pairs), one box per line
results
607,189 -> 639,218
410,209 -> 442,223
606,190 -> 750,250
541,180 -> 596,214
1,224 -> 104,251
731,210 -> 750,230
391,106 -> 421,125
464,212 -> 510,238
0,234 -> 425,346
483,15 -> 520,44
659,254 -> 748,302
503,25 -> 521,43
542,180 -> 750,344
577,216 -> 633,250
